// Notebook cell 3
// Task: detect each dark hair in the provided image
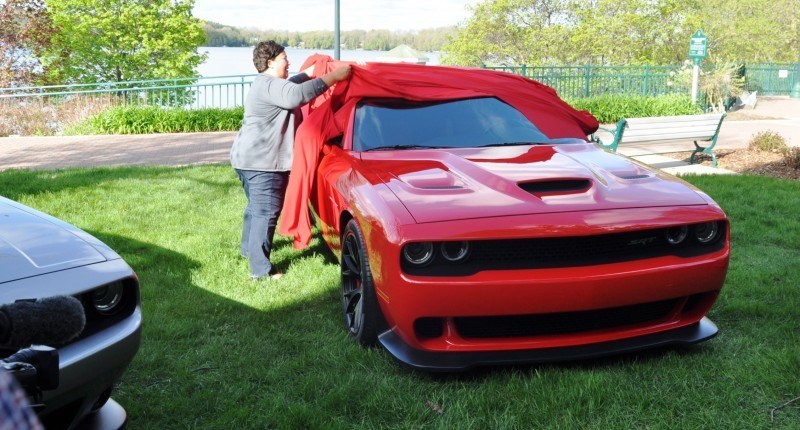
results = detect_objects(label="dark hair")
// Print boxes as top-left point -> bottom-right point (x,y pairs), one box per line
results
253,41 -> 285,73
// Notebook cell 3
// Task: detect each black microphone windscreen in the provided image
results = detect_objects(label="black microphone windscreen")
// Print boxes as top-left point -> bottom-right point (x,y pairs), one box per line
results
0,296 -> 86,349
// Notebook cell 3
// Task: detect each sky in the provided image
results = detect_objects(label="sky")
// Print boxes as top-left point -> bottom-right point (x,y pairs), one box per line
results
192,0 -> 482,32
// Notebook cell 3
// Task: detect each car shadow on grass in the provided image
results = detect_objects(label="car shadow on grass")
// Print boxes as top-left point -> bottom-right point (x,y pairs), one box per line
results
84,228 -> 374,428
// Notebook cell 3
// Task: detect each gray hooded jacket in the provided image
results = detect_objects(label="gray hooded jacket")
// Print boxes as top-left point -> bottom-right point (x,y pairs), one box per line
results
230,73 -> 328,171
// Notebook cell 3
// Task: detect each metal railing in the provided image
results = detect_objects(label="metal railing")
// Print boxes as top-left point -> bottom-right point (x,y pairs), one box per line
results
742,64 -> 798,96
2,63 -> 797,111
0,74 -> 258,109
486,63 -> 799,97
484,65 -> 687,98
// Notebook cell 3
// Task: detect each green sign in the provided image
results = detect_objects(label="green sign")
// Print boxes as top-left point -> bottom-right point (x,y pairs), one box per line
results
689,29 -> 708,59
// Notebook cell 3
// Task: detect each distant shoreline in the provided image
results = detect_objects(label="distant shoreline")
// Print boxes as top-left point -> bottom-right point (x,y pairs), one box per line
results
198,46 -> 440,77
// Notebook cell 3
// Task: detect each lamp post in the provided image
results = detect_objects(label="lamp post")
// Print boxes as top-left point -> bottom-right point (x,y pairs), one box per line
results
791,45 -> 800,98
334,0 -> 340,60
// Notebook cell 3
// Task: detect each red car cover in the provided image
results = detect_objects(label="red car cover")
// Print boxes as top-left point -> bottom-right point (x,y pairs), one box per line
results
278,55 -> 599,249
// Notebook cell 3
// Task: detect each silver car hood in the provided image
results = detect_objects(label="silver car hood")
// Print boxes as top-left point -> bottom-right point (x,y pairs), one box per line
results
0,197 -> 120,284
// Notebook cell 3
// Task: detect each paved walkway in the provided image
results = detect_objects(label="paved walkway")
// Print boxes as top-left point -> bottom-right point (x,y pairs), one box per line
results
0,132 -> 235,170
603,96 -> 800,175
1,97 -> 799,175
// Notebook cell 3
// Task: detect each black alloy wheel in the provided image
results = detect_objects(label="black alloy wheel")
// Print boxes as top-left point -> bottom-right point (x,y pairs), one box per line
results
340,219 -> 383,346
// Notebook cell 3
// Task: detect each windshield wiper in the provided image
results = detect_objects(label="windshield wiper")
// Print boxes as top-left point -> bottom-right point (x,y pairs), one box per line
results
366,144 -> 447,151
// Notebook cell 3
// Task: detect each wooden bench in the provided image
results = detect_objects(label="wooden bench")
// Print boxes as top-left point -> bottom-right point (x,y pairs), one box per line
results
592,113 -> 727,167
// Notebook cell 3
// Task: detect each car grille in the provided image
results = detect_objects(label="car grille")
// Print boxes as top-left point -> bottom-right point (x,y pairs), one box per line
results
453,298 -> 679,339
402,223 -> 726,276
412,293 -> 718,342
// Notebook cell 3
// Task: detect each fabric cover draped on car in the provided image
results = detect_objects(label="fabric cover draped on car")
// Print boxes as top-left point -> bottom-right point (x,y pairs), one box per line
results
278,55 -> 599,249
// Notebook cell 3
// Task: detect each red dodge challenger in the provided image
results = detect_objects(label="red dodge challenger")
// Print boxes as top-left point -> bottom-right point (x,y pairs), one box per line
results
280,59 -> 729,371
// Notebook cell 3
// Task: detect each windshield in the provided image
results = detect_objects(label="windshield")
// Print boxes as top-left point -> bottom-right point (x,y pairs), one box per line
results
352,97 -> 583,151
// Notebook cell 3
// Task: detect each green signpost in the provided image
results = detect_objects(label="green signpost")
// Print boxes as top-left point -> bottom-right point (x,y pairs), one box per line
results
688,30 -> 708,65
688,30 -> 708,104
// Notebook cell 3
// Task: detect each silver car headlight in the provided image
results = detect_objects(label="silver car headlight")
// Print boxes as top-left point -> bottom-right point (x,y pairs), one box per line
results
91,281 -> 125,315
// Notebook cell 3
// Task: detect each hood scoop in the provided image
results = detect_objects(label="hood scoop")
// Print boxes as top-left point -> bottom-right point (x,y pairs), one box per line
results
616,174 -> 652,180
518,179 -> 592,197
397,168 -> 467,190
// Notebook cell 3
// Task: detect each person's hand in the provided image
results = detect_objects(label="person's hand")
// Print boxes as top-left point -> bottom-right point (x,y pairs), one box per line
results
301,64 -> 315,78
332,65 -> 352,82
321,65 -> 352,87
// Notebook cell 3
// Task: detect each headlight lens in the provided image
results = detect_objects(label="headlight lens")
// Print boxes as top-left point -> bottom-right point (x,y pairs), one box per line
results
694,222 -> 720,244
92,281 -> 125,315
441,241 -> 470,263
402,242 -> 434,266
665,226 -> 689,245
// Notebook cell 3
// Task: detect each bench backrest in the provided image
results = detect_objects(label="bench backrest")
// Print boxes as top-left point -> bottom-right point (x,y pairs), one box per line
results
620,114 -> 725,144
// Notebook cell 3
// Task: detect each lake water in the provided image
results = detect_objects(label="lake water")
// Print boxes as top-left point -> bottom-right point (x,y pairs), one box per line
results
197,47 -> 440,78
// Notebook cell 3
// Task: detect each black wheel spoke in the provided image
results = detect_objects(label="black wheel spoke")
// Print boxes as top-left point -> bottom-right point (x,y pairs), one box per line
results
343,253 -> 360,278
343,236 -> 361,277
343,291 -> 361,331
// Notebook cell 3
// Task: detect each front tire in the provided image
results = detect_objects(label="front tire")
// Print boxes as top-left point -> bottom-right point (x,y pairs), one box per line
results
340,219 -> 382,346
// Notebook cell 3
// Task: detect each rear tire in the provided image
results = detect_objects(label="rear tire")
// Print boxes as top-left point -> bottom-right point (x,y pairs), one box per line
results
340,219 -> 383,346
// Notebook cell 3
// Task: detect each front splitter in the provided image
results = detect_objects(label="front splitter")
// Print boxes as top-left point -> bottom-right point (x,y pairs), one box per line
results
378,317 -> 719,372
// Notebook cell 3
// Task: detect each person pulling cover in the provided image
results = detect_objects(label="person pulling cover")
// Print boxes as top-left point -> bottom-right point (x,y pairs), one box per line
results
230,41 -> 351,280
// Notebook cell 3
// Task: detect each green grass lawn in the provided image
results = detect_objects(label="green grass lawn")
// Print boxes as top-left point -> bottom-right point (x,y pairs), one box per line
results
1,166 -> 798,429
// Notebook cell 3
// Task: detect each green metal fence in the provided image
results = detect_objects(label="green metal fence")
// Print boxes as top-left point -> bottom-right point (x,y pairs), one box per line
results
0,74 -> 258,109
1,63 -> 797,111
484,65 -> 688,98
486,63 -> 799,98
742,64 -> 798,96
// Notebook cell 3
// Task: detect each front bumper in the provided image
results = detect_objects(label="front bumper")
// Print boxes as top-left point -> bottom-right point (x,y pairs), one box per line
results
75,398 -> 127,430
1,258 -> 142,429
379,317 -> 718,371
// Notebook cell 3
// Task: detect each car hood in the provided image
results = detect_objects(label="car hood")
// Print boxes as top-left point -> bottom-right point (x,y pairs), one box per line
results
0,197 -> 119,284
362,144 -> 708,224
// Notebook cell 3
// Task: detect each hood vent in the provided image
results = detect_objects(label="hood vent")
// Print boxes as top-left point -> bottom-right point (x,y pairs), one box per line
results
518,179 -> 592,197
617,173 -> 651,180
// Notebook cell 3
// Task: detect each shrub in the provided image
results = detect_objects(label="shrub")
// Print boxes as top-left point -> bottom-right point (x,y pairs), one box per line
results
748,130 -> 788,153
65,106 -> 244,135
0,95 -> 115,137
567,94 -> 701,124
783,146 -> 800,170
669,61 -> 745,113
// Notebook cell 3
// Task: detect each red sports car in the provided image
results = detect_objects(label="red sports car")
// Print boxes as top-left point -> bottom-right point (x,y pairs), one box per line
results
283,60 -> 729,371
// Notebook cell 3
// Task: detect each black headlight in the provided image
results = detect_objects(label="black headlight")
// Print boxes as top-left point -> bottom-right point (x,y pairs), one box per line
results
665,226 -> 689,245
440,241 -> 471,263
694,222 -> 721,244
402,242 -> 435,266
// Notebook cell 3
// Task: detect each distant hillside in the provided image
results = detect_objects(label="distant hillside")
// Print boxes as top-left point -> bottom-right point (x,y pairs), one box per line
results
201,21 -> 455,51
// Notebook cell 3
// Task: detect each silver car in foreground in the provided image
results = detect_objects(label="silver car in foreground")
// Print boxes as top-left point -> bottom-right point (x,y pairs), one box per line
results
0,196 -> 141,429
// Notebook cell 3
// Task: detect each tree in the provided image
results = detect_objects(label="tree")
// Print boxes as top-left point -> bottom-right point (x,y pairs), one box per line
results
41,0 -> 207,84
0,0 -> 57,86
441,0 -> 574,67
441,0 -> 800,66
567,0 -> 700,65
693,0 -> 800,63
